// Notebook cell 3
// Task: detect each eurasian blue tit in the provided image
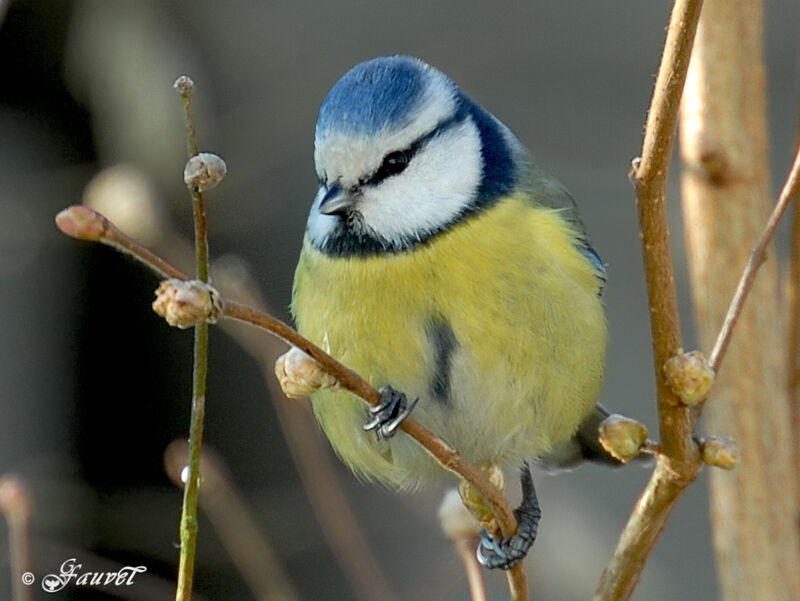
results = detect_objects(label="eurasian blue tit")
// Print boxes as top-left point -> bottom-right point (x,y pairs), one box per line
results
292,56 -> 610,569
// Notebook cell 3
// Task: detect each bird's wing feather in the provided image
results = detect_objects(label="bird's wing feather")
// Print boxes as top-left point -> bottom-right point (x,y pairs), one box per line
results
526,164 -> 606,288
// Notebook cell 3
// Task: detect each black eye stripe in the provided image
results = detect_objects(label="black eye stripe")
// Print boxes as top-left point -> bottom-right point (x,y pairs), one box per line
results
365,106 -> 468,187
372,150 -> 410,183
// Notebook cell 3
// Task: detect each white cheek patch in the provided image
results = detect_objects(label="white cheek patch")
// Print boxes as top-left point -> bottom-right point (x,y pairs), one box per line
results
309,64 -> 486,251
306,186 -> 336,247
315,72 -> 459,187
307,118 -> 484,250
358,119 -> 483,243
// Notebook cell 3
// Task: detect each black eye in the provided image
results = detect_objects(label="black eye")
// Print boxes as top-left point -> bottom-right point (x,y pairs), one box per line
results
374,150 -> 410,182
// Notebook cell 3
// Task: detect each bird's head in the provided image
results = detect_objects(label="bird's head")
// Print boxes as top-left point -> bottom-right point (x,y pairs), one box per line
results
308,55 -> 527,256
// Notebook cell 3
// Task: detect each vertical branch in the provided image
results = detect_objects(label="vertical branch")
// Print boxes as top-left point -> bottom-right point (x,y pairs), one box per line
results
74,179 -> 404,601
594,1 -> 704,599
165,441 -> 302,601
174,75 -> 212,601
438,490 -> 488,601
180,263 -> 406,601
629,0 -> 703,465
177,76 -> 209,283
456,540 -> 488,601
679,1 -> 800,599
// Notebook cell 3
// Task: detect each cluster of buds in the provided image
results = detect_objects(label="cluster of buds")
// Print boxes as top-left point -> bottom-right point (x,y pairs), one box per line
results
152,279 -> 222,329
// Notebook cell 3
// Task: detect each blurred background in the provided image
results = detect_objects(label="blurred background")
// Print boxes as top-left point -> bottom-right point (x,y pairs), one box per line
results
0,0 -> 798,599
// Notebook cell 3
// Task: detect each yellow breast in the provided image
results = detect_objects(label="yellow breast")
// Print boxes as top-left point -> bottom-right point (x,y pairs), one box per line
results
292,194 -> 607,489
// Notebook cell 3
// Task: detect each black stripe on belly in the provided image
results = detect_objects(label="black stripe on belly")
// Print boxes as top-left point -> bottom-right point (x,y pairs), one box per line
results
426,317 -> 458,404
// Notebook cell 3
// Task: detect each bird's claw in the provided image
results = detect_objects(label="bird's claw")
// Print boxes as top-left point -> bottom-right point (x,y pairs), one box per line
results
476,464 -> 542,570
363,385 -> 418,439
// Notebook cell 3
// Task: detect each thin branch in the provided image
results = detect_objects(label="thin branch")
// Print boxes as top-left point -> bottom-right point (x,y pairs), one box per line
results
55,204 -> 525,598
177,76 -> 200,158
165,441 -> 301,601
224,302 -> 518,528
54,208 -> 516,533
708,143 -> 800,372
595,462 -> 688,601
505,564 -> 527,601
64,172 -> 402,601
54,206 -> 185,280
456,538 -> 489,601
595,1 -> 705,599
439,491 -> 488,601
629,0 -> 703,465
174,75 -> 211,601
229,305 -> 528,596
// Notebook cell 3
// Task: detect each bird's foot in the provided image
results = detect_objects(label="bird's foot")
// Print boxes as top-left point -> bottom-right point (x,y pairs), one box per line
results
363,385 -> 418,439
476,463 -> 541,570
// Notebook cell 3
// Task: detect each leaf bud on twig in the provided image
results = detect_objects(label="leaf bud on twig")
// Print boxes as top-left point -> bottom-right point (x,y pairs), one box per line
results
184,153 -> 227,192
152,279 -> 222,329
599,414 -> 649,463
664,350 -> 715,405
55,206 -> 110,241
173,75 -> 194,95
274,346 -> 339,398
700,436 -> 739,470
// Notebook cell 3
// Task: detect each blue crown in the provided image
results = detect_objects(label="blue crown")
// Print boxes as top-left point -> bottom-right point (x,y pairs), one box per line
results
316,56 -> 436,136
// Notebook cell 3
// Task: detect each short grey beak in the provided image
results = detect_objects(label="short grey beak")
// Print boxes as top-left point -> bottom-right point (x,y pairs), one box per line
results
318,184 -> 354,216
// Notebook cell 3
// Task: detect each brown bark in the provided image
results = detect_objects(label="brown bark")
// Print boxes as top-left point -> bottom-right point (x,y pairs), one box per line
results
679,1 -> 800,599
789,122 -> 800,512
594,1 -> 705,598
